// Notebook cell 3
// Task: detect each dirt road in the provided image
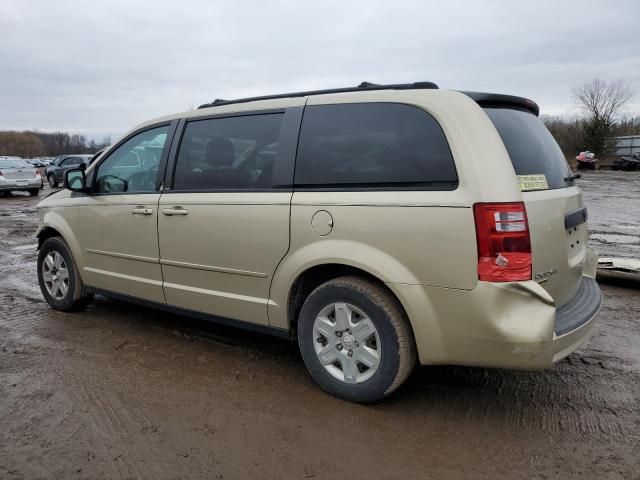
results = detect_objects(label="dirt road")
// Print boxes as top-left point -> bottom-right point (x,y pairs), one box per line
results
1,175 -> 639,479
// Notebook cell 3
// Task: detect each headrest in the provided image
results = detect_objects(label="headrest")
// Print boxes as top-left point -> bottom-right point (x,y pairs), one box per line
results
205,137 -> 234,167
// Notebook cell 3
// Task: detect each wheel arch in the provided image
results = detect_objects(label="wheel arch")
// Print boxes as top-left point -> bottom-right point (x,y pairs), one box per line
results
269,240 -> 421,329
36,214 -> 86,282
270,259 -> 417,348
37,225 -> 64,248
286,263 -> 400,333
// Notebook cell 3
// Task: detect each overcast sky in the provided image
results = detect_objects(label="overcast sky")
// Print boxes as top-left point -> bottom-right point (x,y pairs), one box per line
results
1,0 -> 639,141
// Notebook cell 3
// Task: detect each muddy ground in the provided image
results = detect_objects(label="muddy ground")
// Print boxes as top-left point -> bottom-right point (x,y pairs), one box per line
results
1,172 -> 639,480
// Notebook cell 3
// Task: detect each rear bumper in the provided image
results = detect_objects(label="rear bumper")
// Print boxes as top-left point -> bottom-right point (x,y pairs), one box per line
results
550,277 -> 602,363
0,177 -> 42,190
390,274 -> 602,370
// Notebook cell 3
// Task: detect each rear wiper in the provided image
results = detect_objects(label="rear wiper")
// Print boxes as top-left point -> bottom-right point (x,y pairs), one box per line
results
564,172 -> 582,183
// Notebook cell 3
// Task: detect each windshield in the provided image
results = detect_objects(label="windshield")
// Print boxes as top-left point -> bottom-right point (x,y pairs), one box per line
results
0,159 -> 31,169
484,108 -> 572,190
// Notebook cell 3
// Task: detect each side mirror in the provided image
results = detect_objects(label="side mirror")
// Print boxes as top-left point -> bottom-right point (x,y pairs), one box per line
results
64,167 -> 89,193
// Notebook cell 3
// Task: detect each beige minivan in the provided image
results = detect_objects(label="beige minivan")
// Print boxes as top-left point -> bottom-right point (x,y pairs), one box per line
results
36,82 -> 602,402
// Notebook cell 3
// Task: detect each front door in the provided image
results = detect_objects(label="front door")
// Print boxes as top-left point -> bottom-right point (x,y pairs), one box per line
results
157,111 -> 298,325
74,124 -> 173,303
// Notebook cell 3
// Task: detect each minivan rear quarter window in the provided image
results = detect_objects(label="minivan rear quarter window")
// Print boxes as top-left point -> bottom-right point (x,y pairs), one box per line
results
484,108 -> 572,190
295,103 -> 457,189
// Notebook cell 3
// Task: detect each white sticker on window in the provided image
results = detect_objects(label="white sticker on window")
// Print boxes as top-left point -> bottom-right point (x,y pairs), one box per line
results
518,174 -> 549,191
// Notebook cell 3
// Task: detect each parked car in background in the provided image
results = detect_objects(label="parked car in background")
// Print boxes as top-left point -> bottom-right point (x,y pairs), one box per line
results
0,156 -> 43,195
45,154 -> 92,187
26,158 -> 48,168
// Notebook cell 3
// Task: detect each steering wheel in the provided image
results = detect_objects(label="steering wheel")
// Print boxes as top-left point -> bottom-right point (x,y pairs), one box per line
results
99,175 -> 128,193
127,166 -> 158,191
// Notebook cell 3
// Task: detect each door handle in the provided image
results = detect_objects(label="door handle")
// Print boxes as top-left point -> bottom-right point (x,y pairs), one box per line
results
162,207 -> 189,216
131,207 -> 153,215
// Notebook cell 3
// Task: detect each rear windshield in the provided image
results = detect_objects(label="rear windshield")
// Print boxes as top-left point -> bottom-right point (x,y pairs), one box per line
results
0,159 -> 30,169
484,108 -> 572,190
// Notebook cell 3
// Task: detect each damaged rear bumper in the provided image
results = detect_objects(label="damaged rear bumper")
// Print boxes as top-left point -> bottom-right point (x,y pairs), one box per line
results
390,274 -> 602,370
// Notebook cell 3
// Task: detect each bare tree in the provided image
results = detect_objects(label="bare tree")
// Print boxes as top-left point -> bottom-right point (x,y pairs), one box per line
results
0,131 -> 46,157
572,78 -> 634,155
1,130 -> 111,156
573,78 -> 633,122
542,114 -> 583,159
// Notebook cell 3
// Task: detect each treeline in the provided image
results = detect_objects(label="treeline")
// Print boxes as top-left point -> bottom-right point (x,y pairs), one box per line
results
0,130 -> 111,158
542,115 -> 640,160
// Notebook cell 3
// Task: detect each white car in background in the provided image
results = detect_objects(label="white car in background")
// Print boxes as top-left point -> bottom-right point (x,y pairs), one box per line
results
0,156 -> 43,196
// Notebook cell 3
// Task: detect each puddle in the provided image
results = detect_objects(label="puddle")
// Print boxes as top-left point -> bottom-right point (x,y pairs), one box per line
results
12,244 -> 38,251
591,233 -> 640,245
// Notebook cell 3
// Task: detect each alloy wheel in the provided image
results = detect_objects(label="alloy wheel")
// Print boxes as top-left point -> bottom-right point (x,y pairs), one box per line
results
313,302 -> 381,384
41,251 -> 69,300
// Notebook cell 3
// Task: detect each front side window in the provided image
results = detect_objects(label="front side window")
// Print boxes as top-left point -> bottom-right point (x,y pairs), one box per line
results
295,103 -> 457,188
95,126 -> 169,193
172,113 -> 284,190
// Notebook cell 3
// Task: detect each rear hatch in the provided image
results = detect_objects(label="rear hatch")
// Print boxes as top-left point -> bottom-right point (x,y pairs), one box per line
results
484,107 -> 588,307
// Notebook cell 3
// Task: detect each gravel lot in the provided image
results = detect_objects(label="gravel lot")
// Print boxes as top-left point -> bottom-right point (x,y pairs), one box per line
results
1,173 -> 639,480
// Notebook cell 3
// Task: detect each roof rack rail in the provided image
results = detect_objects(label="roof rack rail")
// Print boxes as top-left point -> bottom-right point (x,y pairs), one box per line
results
197,81 -> 439,109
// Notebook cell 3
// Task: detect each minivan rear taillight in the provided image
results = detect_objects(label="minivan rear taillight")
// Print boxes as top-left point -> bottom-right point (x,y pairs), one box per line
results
473,202 -> 532,282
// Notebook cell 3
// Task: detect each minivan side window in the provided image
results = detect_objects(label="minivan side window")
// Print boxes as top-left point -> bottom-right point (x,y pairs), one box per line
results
95,126 -> 169,194
172,114 -> 284,191
295,103 -> 457,188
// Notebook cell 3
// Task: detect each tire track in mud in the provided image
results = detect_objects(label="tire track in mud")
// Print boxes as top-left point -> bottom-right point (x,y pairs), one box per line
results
0,293 -> 189,480
68,375 -> 157,479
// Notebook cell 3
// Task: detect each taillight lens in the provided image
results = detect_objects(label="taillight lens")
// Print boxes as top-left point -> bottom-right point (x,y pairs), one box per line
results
34,169 -> 41,177
473,202 -> 532,282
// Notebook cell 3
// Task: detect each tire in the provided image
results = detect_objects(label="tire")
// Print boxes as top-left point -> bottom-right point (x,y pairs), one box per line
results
297,276 -> 416,403
37,236 -> 93,311
48,174 -> 58,188
28,189 -> 40,196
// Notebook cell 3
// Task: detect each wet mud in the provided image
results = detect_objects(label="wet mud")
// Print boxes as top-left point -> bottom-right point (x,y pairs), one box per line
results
1,177 -> 639,479
581,171 -> 640,260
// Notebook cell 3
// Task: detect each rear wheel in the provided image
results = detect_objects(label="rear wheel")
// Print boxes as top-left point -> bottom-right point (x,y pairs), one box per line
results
47,174 -> 58,188
297,276 -> 416,403
38,237 -> 92,311
28,189 -> 40,196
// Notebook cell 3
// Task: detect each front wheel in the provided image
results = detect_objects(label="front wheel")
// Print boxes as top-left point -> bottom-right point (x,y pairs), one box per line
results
297,276 -> 416,403
47,174 -> 58,188
38,237 -> 92,311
